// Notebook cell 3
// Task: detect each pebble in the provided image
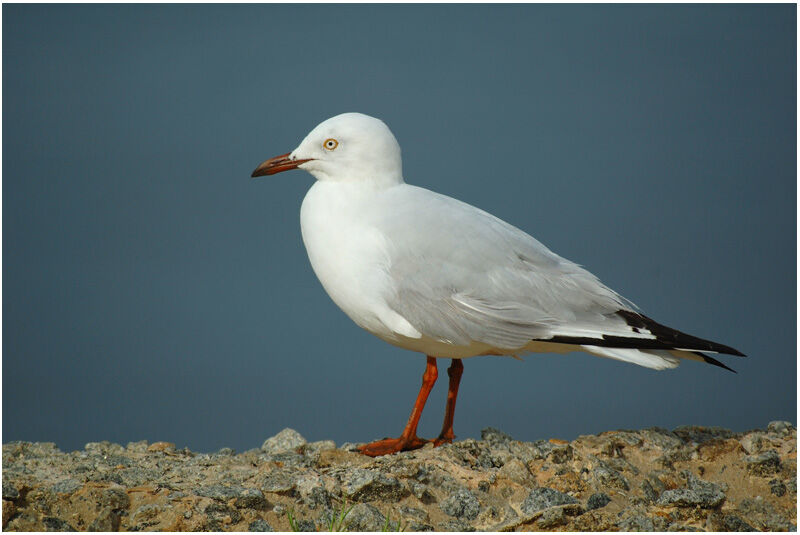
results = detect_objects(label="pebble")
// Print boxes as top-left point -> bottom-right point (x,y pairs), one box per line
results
342,469 -> 404,502
745,450 -> 781,476
587,492 -> 611,510
521,487 -> 578,515
261,428 -> 306,454
344,503 -> 386,531
440,487 -> 481,520
656,471 -> 725,508
248,518 -> 273,531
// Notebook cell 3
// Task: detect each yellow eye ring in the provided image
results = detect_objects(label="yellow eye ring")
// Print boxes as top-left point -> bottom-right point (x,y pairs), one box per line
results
323,138 -> 338,151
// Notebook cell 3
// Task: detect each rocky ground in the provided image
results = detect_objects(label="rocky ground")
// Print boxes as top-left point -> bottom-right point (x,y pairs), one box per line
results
2,422 -> 796,532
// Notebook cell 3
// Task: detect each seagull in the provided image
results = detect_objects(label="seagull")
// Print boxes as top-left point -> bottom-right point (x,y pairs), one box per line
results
251,112 -> 745,457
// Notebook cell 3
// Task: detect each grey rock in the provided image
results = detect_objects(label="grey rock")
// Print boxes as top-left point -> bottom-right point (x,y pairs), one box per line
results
235,488 -> 268,510
656,471 -> 725,508
721,514 -> 756,532
42,516 -> 75,531
261,428 -> 306,454
260,471 -> 296,494
205,503 -> 242,524
302,440 -> 336,455
303,486 -> 331,510
439,518 -> 476,531
521,487 -> 578,515
195,484 -> 244,501
342,469 -> 404,502
767,421 -> 794,437
248,519 -> 273,531
538,507 -> 566,528
440,487 -> 480,520
618,514 -> 655,531
132,503 -> 162,523
399,505 -> 429,522
217,447 -> 236,456
497,458 -> 532,485
407,480 -> 434,503
587,492 -> 611,510
2,481 -> 19,500
769,478 -> 787,497
739,432 -> 769,454
737,496 -> 794,531
592,460 -> 630,490
787,476 -> 797,494
345,503 -> 386,531
672,425 -> 734,444
407,521 -> 435,531
640,428 -> 683,450
480,427 -> 513,446
50,479 -> 81,495
641,479 -> 659,503
88,507 -> 121,531
294,519 -> 316,532
99,486 -> 130,510
745,449 -> 781,476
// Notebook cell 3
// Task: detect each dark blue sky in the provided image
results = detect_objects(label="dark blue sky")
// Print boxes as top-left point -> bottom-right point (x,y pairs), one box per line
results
3,4 -> 795,453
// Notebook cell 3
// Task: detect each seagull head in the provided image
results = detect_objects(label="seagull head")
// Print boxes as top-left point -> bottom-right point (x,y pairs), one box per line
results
251,112 -> 403,184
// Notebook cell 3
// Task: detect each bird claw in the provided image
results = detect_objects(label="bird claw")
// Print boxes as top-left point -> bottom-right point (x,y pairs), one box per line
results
357,436 -> 428,457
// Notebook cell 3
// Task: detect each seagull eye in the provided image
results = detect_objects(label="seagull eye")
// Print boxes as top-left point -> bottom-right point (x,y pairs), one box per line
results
323,138 -> 339,151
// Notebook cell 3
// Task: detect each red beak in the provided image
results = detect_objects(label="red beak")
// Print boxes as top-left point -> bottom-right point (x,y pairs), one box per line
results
251,153 -> 313,177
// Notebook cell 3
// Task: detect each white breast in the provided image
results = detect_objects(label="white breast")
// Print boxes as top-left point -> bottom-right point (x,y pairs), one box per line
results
299,181 -> 422,341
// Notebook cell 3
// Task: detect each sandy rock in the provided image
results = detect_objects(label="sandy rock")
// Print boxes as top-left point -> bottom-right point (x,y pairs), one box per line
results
2,422 -> 796,532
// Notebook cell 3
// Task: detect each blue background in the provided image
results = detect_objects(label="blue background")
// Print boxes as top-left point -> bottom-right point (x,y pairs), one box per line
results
4,4 -> 796,453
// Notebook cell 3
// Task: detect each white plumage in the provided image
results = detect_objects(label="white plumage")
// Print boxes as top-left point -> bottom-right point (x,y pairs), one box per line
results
251,112 -> 743,455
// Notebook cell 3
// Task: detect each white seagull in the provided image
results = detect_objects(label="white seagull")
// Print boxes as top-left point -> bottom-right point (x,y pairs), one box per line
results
252,112 -> 745,457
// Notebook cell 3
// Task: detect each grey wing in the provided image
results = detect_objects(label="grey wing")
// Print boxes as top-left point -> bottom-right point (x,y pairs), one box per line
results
376,186 -> 637,350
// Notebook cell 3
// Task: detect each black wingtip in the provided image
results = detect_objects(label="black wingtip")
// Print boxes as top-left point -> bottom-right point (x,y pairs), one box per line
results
617,310 -> 746,357
693,351 -> 737,373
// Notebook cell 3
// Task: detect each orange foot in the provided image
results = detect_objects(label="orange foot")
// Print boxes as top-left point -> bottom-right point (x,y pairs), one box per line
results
433,435 -> 453,447
358,436 -> 428,457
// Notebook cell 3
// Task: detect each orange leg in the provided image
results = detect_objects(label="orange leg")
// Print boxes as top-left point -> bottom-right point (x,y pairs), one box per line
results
434,359 -> 463,446
358,356 -> 438,457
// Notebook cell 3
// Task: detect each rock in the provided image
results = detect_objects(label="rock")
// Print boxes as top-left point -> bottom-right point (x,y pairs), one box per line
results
205,503 -> 242,525
745,450 -> 781,476
2,482 -> 19,500
768,478 -> 786,497
235,488 -> 268,510
132,503 -> 162,523
587,492 -> 611,510
739,432 -> 769,454
50,479 -> 81,495
3,500 -> 16,528
673,425 -> 735,444
344,503 -> 386,531
440,487 -> 480,520
87,507 -> 120,531
98,486 -> 129,510
342,469 -> 404,502
261,429 -> 306,454
480,427 -> 513,446
618,514 -> 655,531
538,507 -> 566,528
260,470 -> 296,494
720,513 -> 756,532
42,516 -> 75,531
497,458 -> 533,485
656,471 -> 725,508
592,460 -> 630,490
767,421 -> 794,437
521,487 -> 578,515
146,441 -> 175,452
248,518 -> 273,531
195,484 -> 245,501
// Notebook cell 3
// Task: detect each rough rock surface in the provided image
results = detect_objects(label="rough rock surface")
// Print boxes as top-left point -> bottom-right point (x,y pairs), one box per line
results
3,422 -> 796,531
